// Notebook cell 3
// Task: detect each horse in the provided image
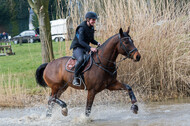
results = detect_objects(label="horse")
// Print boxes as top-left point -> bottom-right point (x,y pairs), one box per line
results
35,27 -> 141,117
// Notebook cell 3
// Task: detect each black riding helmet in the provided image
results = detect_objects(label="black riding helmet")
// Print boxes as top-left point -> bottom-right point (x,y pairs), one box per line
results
85,11 -> 97,19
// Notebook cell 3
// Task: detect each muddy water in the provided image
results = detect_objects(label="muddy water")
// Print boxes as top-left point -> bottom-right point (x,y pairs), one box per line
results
0,99 -> 189,126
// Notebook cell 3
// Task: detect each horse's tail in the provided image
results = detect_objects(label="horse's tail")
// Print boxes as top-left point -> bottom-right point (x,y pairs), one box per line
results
35,63 -> 48,87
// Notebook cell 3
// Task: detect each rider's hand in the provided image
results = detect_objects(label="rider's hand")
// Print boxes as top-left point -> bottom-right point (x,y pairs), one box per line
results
98,42 -> 101,47
90,47 -> 97,52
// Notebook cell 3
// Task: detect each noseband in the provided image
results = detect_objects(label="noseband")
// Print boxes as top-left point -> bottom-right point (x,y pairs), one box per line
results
118,34 -> 138,59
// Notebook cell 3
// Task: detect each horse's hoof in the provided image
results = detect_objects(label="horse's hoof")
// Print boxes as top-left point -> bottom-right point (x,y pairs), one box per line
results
85,109 -> 91,117
46,109 -> 52,117
46,113 -> 52,117
85,113 -> 90,117
131,104 -> 138,114
62,107 -> 68,116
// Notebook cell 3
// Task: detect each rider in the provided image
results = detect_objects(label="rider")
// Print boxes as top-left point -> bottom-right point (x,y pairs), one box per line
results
70,11 -> 101,86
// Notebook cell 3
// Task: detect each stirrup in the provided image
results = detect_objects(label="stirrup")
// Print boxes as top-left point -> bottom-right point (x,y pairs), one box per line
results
72,77 -> 80,86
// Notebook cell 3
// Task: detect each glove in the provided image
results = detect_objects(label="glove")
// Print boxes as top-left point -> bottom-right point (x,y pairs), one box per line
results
97,42 -> 101,47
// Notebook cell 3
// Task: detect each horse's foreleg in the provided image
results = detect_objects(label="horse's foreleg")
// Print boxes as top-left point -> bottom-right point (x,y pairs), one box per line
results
107,81 -> 138,114
107,81 -> 137,103
85,89 -> 96,117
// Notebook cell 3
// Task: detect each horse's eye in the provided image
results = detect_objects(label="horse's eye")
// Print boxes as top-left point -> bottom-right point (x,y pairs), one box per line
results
125,39 -> 130,44
125,41 -> 129,44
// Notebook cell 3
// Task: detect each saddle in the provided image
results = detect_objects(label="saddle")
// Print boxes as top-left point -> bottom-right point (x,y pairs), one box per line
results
65,54 -> 93,73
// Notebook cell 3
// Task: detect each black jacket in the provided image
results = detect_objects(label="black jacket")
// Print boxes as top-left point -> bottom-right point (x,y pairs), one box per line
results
70,21 -> 98,52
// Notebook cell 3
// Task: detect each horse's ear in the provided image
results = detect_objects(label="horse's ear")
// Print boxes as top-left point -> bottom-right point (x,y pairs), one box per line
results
119,28 -> 124,38
126,26 -> 130,34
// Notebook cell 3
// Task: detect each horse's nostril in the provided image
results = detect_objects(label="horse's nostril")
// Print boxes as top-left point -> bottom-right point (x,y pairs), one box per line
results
136,55 -> 141,61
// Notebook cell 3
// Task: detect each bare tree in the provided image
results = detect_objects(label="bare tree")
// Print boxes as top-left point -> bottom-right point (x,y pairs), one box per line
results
28,0 -> 54,63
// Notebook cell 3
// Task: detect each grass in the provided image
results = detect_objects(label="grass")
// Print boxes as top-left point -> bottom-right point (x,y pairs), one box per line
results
0,41 -> 66,73
0,41 -> 66,89
0,43 -> 41,73
0,41 -> 68,107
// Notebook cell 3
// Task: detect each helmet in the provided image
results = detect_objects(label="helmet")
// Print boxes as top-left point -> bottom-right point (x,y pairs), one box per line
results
85,11 -> 97,19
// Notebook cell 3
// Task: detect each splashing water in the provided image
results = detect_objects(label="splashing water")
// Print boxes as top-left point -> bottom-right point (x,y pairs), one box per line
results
0,99 -> 190,126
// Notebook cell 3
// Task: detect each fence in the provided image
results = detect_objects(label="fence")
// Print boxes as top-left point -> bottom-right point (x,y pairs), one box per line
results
0,40 -> 15,56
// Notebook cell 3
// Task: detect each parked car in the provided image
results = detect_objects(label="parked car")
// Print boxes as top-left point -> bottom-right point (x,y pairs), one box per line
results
12,30 -> 40,44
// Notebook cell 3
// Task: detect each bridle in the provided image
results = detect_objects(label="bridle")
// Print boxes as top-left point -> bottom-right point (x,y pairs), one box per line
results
118,34 -> 138,59
92,34 -> 138,76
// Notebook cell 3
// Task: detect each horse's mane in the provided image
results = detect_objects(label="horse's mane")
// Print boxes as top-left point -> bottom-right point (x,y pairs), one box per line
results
98,34 -> 118,50
97,32 -> 130,51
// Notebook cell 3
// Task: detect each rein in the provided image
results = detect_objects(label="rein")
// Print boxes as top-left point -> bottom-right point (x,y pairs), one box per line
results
92,54 -> 118,76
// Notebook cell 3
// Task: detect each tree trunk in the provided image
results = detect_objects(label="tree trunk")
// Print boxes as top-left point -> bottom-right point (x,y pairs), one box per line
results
38,4 -> 54,63
28,0 -> 54,63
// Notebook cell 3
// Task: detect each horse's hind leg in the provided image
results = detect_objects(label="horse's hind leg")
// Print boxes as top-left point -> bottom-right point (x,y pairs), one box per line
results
107,80 -> 138,114
46,96 -> 55,117
46,83 -> 68,117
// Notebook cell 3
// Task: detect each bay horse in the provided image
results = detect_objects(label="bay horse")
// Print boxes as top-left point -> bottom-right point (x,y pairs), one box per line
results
35,27 -> 141,117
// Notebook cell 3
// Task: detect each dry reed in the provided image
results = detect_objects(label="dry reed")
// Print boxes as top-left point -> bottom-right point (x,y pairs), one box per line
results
0,73 -> 50,107
67,0 -> 190,101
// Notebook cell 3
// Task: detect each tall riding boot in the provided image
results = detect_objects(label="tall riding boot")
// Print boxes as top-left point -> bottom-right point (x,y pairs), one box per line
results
72,59 -> 84,86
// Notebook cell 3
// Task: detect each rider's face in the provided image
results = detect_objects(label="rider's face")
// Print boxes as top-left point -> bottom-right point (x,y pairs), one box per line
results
89,19 -> 96,26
